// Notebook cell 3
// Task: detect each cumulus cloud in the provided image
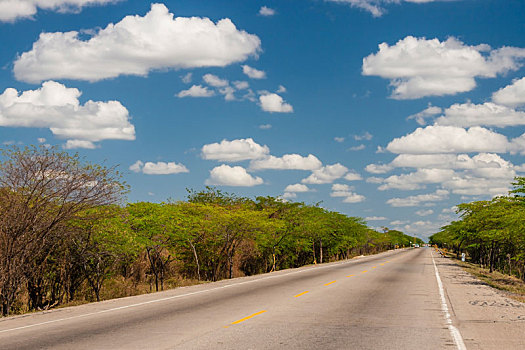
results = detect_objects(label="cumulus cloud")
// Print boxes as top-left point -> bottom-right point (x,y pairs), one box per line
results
390,153 -> 508,170
366,216 -> 387,221
435,102 -> 525,128
330,183 -> 366,203
378,168 -> 455,191
348,144 -> 365,151
259,124 -> 272,130
130,160 -> 189,175
407,105 -> 442,125
205,165 -> 263,186
284,184 -> 310,192
334,137 -> 345,143
386,125 -> 510,154
0,81 -> 134,147
302,163 -> 349,184
492,77 -> 525,107
177,85 -> 215,98
64,140 -> 97,149
326,0 -> 454,18
415,209 -> 433,216
203,74 -> 229,87
259,93 -> 293,113
14,3 -> 261,83
201,138 -> 269,162
344,171 -> 363,181
242,65 -> 266,79
0,0 -> 116,22
386,189 -> 449,207
258,6 -> 275,16
354,131 -> 373,141
363,36 -> 525,99
250,154 -> 322,171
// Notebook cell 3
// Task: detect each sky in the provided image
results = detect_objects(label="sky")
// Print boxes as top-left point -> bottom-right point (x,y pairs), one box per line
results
1,0 -> 525,239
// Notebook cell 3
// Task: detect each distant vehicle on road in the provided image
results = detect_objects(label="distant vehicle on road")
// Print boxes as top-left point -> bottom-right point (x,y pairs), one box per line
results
414,244 -> 420,248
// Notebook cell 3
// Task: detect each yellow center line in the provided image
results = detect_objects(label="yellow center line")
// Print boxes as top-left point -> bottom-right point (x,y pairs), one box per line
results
362,270 -> 368,273
231,310 -> 267,325
379,263 -> 385,266
294,291 -> 309,298
346,274 -> 355,277
324,280 -> 337,286
372,266 -> 377,268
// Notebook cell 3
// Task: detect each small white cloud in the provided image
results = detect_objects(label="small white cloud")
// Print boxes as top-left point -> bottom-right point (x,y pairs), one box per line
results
435,102 -> 525,128
415,209 -> 434,216
181,72 -> 192,83
233,81 -> 249,90
354,131 -> 373,141
407,105 -> 442,125
284,184 -> 310,192
129,160 -> 189,175
386,189 -> 449,207
259,93 -> 293,113
493,77 -> 525,107
219,86 -> 236,101
302,163 -> 348,184
206,164 -> 263,186
203,73 -> 229,87
281,192 -> 297,199
201,138 -> 270,162
366,216 -> 387,221
259,6 -> 275,16
344,171 -> 363,181
63,140 -> 97,149
390,220 -> 408,225
343,193 -> 366,203
250,154 -> 322,171
242,65 -> 267,79
348,144 -> 365,151
37,137 -> 46,143
259,124 -> 272,130
334,137 -> 345,143
177,85 -> 215,98
330,183 -> 365,203
277,85 -> 287,93
365,163 -> 393,174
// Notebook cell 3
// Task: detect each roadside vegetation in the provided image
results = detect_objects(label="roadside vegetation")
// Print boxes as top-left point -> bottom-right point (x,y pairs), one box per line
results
430,177 -> 525,288
0,145 -> 419,317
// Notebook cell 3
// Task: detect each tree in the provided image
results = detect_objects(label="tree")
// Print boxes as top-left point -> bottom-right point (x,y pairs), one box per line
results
0,145 -> 127,316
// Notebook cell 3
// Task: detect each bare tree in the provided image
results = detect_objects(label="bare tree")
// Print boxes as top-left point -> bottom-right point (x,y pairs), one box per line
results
0,145 -> 127,316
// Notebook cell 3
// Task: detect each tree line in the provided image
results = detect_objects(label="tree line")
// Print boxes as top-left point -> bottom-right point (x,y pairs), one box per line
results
0,146 -> 416,316
430,177 -> 525,279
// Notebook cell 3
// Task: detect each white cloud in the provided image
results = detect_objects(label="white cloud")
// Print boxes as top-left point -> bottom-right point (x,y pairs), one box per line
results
435,102 -> 525,128
201,138 -> 269,162
0,81 -> 134,147
386,125 -> 510,154
259,124 -> 272,130
390,153 -> 508,170
407,105 -> 442,125
390,220 -> 408,225
365,163 -> 393,174
0,0 -> 116,22
219,86 -> 236,101
344,171 -> 363,181
181,72 -> 192,83
14,4 -> 261,83
281,192 -> 297,199
242,65 -> 266,79
492,77 -> 525,107
415,209 -> 433,216
258,6 -> 275,16
203,74 -> 229,87
233,81 -> 249,90
259,93 -> 293,113
378,168 -> 455,191
250,154 -> 322,171
177,85 -> 215,98
348,144 -> 365,151
302,163 -> 349,184
205,165 -> 263,186
363,36 -> 525,99
330,183 -> 366,203
386,189 -> 449,207
334,137 -> 345,143
37,137 -> 46,143
129,160 -> 189,175
366,216 -> 387,221
326,1 -> 459,18
354,131 -> 373,141
63,140 -> 97,149
284,184 -> 310,192
277,85 -> 287,93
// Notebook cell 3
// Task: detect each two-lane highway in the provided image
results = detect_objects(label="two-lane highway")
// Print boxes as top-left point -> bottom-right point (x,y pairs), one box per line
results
0,248 -> 459,349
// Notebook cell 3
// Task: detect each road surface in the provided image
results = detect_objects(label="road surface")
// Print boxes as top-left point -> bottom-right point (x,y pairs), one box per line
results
0,248 -> 522,349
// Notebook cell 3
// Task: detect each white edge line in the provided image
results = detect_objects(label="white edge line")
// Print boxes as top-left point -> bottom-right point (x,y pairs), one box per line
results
0,250 -> 398,334
431,251 -> 467,350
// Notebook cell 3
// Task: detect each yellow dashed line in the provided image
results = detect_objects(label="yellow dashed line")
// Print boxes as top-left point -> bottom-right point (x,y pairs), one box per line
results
346,274 -> 355,278
379,263 -> 385,266
372,266 -> 377,269
324,280 -> 337,286
362,270 -> 368,273
231,310 -> 267,325
294,291 -> 309,298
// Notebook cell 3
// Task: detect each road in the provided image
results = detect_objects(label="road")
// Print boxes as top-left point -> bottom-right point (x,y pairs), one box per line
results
0,248 -> 493,349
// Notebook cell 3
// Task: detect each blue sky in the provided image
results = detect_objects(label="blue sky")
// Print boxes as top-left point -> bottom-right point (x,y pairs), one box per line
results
1,0 -> 525,239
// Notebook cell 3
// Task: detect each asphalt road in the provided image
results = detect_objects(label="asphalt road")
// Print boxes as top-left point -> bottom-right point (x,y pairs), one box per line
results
0,248 -> 461,349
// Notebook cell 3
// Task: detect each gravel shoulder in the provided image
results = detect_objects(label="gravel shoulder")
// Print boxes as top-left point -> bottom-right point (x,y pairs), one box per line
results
434,251 -> 525,350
